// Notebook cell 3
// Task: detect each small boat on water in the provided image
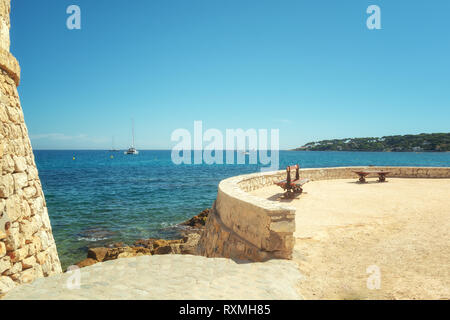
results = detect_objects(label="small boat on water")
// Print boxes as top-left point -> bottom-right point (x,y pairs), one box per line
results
110,137 -> 120,152
125,146 -> 138,155
125,120 -> 139,155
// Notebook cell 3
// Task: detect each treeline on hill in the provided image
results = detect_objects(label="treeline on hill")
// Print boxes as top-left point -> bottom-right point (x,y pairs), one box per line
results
294,133 -> 450,152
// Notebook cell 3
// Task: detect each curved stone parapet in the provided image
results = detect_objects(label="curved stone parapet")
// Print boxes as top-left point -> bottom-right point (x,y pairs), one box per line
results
198,171 -> 297,261
198,166 -> 450,262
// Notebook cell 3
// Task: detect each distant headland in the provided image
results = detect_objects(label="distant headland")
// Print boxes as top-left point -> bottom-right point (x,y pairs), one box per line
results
293,133 -> 450,152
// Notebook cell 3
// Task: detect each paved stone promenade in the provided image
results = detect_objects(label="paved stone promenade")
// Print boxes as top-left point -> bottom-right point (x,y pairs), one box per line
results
3,255 -> 303,300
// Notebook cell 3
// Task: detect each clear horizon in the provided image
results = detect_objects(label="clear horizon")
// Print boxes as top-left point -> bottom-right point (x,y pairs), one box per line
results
10,0 -> 450,150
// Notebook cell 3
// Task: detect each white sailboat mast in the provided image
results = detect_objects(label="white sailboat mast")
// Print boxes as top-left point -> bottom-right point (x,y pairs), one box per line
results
132,119 -> 135,148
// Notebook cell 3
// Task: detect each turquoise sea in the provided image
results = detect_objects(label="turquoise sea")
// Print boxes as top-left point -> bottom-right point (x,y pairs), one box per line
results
34,150 -> 450,269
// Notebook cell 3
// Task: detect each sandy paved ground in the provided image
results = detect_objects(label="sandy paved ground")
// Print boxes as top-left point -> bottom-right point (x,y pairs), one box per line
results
250,178 -> 450,299
3,255 -> 303,300
4,178 -> 449,300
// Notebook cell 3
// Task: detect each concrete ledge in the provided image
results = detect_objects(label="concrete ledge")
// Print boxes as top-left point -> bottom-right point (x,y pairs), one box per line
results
2,255 -> 304,300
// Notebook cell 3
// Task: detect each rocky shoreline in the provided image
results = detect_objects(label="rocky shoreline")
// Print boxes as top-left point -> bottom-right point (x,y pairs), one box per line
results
75,209 -> 210,269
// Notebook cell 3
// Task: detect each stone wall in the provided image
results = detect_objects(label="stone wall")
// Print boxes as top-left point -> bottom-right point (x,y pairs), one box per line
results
0,0 -> 61,294
198,166 -> 450,262
198,172 -> 297,261
238,166 -> 450,192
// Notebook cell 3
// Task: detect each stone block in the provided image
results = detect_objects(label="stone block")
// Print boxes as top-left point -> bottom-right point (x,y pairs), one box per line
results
3,261 -> 22,276
269,220 -> 295,233
0,240 -> 5,258
6,106 -> 20,123
28,235 -> 42,255
0,105 -> 8,122
38,230 -> 49,251
13,172 -> 28,190
5,226 -> 21,251
19,219 -> 33,241
30,214 -> 42,234
11,245 -> 27,263
0,140 -> 4,160
16,267 -> 36,284
26,165 -> 38,181
0,276 -> 15,294
29,196 -> 43,216
22,186 -> 36,198
0,255 -> 11,274
5,194 -> 20,221
21,255 -> 36,270
20,199 -> 31,218
0,173 -> 13,198
1,155 -> 15,174
41,208 -> 51,229
36,251 -> 47,265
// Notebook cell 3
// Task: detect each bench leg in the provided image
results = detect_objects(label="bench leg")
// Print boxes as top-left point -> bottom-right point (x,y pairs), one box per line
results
286,189 -> 298,198
378,174 -> 386,182
359,176 -> 366,183
285,187 -> 303,198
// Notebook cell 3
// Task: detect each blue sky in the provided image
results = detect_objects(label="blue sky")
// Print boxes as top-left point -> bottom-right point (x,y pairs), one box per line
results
10,0 -> 450,150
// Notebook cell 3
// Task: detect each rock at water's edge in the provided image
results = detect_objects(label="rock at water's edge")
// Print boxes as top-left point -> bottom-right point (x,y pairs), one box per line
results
180,208 -> 210,229
74,209 -> 209,269
77,233 -> 201,268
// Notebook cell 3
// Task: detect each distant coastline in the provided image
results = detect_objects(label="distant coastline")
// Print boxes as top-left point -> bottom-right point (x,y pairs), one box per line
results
292,133 -> 450,152
291,150 -> 450,153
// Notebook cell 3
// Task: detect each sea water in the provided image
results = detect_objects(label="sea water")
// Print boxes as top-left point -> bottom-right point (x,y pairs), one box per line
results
34,150 -> 450,268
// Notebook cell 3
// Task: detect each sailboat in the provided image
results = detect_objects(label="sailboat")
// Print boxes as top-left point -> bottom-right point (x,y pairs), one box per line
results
110,137 -> 119,152
124,119 -> 139,155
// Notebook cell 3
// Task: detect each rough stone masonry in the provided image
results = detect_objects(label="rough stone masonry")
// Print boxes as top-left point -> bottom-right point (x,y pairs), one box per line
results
0,0 -> 62,294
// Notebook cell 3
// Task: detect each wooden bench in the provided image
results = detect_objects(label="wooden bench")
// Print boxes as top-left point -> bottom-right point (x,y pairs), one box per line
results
353,170 -> 390,183
275,164 -> 310,198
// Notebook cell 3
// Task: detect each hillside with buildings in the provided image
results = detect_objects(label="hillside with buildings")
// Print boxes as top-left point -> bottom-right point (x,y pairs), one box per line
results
294,133 -> 450,152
